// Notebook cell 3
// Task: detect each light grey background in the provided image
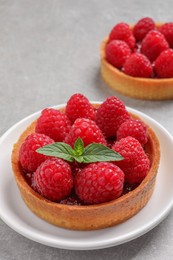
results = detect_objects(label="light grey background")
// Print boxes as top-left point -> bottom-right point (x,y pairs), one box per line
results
1,0 -> 173,259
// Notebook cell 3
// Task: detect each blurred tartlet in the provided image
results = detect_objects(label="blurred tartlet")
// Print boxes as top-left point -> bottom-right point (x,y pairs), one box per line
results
100,18 -> 173,100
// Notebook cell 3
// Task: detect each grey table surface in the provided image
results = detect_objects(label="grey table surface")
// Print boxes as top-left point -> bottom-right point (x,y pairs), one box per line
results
1,0 -> 173,259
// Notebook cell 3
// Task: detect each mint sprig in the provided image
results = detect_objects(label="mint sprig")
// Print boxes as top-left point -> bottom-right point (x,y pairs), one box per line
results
36,137 -> 123,163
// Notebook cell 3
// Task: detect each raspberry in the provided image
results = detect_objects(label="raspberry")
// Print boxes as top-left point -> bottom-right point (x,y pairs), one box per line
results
35,108 -> 71,142
159,22 -> 173,48
19,133 -> 54,172
95,96 -> 130,138
106,40 -> 131,69
75,162 -> 124,204
65,93 -> 95,123
109,23 -> 132,41
112,137 -> 150,184
126,35 -> 136,50
154,49 -> 173,78
64,118 -> 107,147
116,118 -> 148,145
123,53 -> 153,78
141,30 -> 169,62
33,158 -> 73,201
109,22 -> 135,49
133,17 -> 155,41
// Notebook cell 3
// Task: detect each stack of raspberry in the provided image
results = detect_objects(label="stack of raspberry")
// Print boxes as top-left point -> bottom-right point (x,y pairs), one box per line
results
19,93 -> 150,205
106,17 -> 173,78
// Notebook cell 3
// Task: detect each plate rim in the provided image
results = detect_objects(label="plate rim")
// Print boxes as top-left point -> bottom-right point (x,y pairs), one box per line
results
1,104 -> 173,250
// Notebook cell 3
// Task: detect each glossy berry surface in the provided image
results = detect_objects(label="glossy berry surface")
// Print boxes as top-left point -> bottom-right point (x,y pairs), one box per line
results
33,158 -> 73,201
19,133 -> 54,172
75,162 -> 124,204
65,93 -> 95,123
109,22 -> 135,49
154,49 -> 173,78
116,118 -> 148,145
109,22 -> 132,41
123,53 -> 153,78
159,22 -> 173,48
35,108 -> 71,142
64,118 -> 107,147
112,136 -> 150,184
106,40 -> 131,69
95,96 -> 130,138
141,30 -> 169,62
133,17 -> 155,41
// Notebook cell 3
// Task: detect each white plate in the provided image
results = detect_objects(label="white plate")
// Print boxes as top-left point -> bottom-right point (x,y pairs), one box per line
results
0,104 -> 173,250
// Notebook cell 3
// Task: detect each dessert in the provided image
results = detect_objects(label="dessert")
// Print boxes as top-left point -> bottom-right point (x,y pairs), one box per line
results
11,94 -> 160,230
100,17 -> 173,99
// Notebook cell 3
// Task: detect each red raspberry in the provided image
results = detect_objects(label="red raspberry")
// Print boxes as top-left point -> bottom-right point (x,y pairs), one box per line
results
109,22 -> 135,49
126,35 -> 136,50
19,133 -> 54,172
109,22 -> 132,41
64,118 -> 107,147
159,22 -> 173,48
154,49 -> 173,78
35,108 -> 71,142
133,17 -> 155,41
112,137 -> 150,184
33,158 -> 73,201
65,93 -> 95,123
141,30 -> 169,62
75,162 -> 124,204
106,40 -> 131,69
123,53 -> 153,78
116,118 -> 148,145
95,96 -> 130,138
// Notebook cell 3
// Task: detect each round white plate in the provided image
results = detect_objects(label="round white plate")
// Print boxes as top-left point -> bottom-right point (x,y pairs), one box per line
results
0,104 -> 173,250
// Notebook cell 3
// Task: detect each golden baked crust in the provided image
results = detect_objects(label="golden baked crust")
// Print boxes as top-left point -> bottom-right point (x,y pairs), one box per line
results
11,107 -> 160,230
100,37 -> 173,100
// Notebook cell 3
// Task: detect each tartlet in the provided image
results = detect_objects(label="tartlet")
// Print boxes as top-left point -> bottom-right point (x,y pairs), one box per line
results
100,36 -> 173,100
11,104 -> 160,230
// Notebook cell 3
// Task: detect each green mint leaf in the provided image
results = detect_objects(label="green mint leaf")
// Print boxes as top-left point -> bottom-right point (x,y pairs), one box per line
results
36,142 -> 75,162
36,140 -> 123,164
74,155 -> 84,163
82,143 -> 123,163
73,138 -> 84,157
